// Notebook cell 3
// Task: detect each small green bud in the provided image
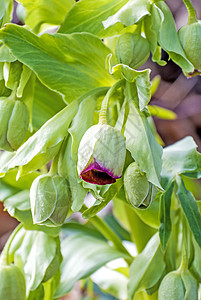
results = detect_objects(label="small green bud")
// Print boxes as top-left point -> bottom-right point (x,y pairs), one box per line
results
158,271 -> 185,300
115,32 -> 150,69
124,162 -> 156,208
179,21 -> 201,75
77,124 -> 126,185
0,99 -> 29,151
30,174 -> 71,226
0,264 -> 26,300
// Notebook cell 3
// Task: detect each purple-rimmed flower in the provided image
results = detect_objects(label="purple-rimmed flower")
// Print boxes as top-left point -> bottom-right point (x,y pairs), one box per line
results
77,124 -> 126,185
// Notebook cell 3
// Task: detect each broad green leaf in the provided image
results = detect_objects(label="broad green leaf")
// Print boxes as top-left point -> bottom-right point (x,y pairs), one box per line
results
124,101 -> 163,188
14,230 -> 57,291
16,64 -> 32,98
0,0 -> 13,28
59,0 -> 127,37
176,177 -> 201,249
154,2 -> 194,74
16,0 -> 74,33
0,178 -> 19,201
159,182 -> 174,251
0,24 -> 115,102
161,137 -> 201,188
191,236 -> 201,282
128,233 -> 165,300
0,100 -> 78,175
103,0 -> 150,29
148,105 -> 177,120
32,78 -> 65,130
54,232 -> 129,298
58,136 -> 88,212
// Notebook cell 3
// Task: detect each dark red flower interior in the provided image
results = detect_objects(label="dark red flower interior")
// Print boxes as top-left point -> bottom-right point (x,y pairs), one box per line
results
81,169 -> 116,185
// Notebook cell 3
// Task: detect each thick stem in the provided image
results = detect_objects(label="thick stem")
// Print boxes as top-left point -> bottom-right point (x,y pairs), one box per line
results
99,80 -> 124,125
0,223 -> 23,266
183,0 -> 198,24
81,205 -> 133,265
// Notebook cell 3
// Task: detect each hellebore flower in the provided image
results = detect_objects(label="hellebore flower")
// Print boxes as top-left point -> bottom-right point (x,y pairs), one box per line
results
77,124 -> 126,185
30,174 -> 71,226
124,162 -> 157,208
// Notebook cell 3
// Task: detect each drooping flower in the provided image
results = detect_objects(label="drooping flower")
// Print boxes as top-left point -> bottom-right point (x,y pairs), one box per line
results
77,124 -> 126,185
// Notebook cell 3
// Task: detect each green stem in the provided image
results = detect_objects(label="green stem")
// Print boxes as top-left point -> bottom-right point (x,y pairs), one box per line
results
183,0 -> 197,24
99,80 -> 124,125
0,223 -> 23,266
179,215 -> 189,272
81,205 -> 133,265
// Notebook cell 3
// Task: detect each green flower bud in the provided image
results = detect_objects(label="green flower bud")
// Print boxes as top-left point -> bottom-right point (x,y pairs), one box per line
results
115,32 -> 150,69
0,99 -> 29,151
158,271 -> 185,300
77,124 -> 126,185
30,174 -> 71,226
124,162 -> 156,208
0,264 -> 26,300
179,21 -> 201,75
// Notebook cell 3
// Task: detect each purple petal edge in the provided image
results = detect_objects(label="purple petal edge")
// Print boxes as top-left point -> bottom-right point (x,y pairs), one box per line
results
80,159 -> 121,179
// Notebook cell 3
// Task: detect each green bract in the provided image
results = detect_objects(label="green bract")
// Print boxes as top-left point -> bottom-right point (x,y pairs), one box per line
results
77,124 -> 126,185
30,174 -> 71,226
115,32 -> 150,69
179,21 -> 201,74
124,162 -> 157,208
0,264 -> 26,300
0,99 -> 29,151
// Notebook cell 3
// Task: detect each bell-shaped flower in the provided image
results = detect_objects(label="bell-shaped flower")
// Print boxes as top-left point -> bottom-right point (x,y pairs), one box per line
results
77,124 -> 126,185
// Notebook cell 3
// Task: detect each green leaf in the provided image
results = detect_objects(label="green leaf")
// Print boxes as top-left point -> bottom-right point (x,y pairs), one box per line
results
59,0 -> 127,37
14,230 -> 57,291
159,182 -> 174,251
124,101 -> 163,188
32,78 -> 65,130
16,0 -> 74,33
176,177 -> 201,249
0,42 -> 16,62
54,232 -> 129,298
103,0 -> 150,29
0,100 -> 78,175
154,2 -> 194,74
0,24 -> 115,102
161,137 -> 201,188
128,233 -> 165,300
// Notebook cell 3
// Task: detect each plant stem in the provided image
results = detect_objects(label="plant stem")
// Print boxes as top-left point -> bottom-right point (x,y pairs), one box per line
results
81,205 -> 133,265
99,79 -> 124,125
183,0 -> 197,24
0,223 -> 23,266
